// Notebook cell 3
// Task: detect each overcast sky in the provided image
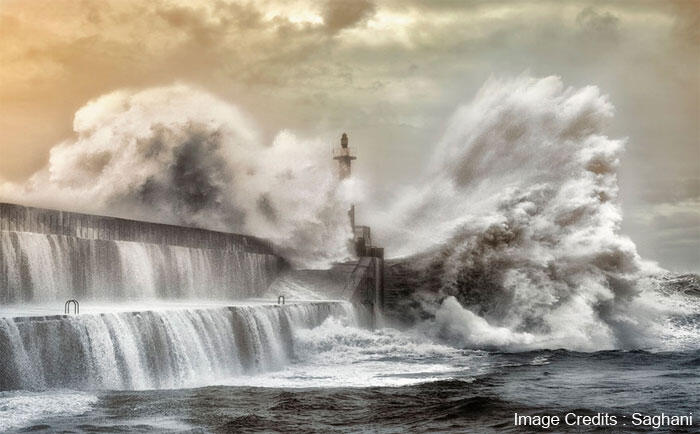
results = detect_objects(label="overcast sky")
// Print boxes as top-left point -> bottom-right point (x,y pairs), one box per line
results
1,0 -> 698,272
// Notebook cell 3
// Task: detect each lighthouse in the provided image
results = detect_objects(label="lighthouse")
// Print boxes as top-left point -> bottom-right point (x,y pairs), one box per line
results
333,133 -> 356,180
333,133 -> 358,235
330,133 -> 384,314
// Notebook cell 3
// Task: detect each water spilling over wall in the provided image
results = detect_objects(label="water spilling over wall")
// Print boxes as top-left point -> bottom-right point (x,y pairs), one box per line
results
0,203 -> 283,303
0,302 -> 356,391
0,204 -> 365,393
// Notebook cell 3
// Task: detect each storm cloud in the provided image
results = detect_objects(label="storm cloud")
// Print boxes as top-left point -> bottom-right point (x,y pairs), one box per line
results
0,0 -> 698,271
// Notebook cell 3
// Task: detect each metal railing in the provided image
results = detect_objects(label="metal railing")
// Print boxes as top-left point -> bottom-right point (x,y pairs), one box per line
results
64,299 -> 79,315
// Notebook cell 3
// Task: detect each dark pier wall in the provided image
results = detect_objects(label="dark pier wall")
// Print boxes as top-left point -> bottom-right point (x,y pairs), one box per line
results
346,257 -> 384,313
0,202 -> 274,254
0,202 -> 284,303
281,256 -> 384,324
338,256 -> 385,326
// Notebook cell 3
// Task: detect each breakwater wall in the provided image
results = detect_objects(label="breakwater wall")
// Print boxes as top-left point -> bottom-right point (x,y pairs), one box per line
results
0,202 -> 273,253
0,202 -> 284,303
280,256 -> 384,322
0,302 -> 355,391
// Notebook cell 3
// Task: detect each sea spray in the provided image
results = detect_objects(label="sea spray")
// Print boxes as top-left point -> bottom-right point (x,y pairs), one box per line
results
0,85 -> 355,268
377,75 -> 694,351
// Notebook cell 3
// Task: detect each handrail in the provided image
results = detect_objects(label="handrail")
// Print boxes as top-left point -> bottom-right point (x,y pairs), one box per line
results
64,299 -> 79,315
277,295 -> 285,305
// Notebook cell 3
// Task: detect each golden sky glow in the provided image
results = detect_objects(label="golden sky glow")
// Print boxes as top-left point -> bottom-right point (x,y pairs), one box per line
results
0,0 -> 698,270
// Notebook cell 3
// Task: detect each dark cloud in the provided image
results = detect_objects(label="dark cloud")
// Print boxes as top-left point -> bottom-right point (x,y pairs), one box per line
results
575,6 -> 620,38
669,0 -> 700,45
156,1 -> 266,45
322,0 -> 376,34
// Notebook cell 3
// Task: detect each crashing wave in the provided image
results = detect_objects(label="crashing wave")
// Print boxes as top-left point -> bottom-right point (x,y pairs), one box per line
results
0,85 -> 355,268
379,76 -> 695,351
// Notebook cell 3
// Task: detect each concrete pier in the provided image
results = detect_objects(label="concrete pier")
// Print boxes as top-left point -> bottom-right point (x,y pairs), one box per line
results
0,202 -> 284,302
279,256 -> 385,323
0,201 -> 384,320
0,202 -> 274,253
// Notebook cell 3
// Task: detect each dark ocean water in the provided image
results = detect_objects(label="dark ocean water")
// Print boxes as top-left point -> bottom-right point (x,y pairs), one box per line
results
8,348 -> 698,433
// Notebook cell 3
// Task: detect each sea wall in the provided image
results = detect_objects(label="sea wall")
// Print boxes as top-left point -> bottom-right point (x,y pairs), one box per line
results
0,203 -> 284,303
279,257 -> 384,321
0,302 -> 355,390
0,202 -> 273,253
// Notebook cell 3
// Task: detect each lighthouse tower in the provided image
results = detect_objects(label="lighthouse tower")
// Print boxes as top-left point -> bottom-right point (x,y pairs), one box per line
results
333,132 -> 356,179
331,133 -> 384,313
333,132 -> 358,233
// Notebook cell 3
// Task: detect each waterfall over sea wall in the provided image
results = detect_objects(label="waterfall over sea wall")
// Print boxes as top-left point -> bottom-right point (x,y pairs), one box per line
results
0,203 -> 361,394
0,302 -> 355,391
0,231 -> 279,302
0,203 -> 283,302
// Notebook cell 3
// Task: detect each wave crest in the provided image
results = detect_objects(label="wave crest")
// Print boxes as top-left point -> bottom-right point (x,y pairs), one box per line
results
381,76 -> 687,351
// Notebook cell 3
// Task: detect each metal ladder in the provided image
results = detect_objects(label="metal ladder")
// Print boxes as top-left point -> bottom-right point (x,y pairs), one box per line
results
64,299 -> 79,315
277,295 -> 285,305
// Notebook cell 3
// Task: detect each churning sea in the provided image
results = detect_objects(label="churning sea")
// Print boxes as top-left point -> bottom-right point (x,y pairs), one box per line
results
1,309 -> 698,433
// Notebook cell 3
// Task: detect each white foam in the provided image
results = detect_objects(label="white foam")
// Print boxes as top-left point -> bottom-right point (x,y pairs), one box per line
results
222,317 -> 492,388
0,391 -> 98,432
